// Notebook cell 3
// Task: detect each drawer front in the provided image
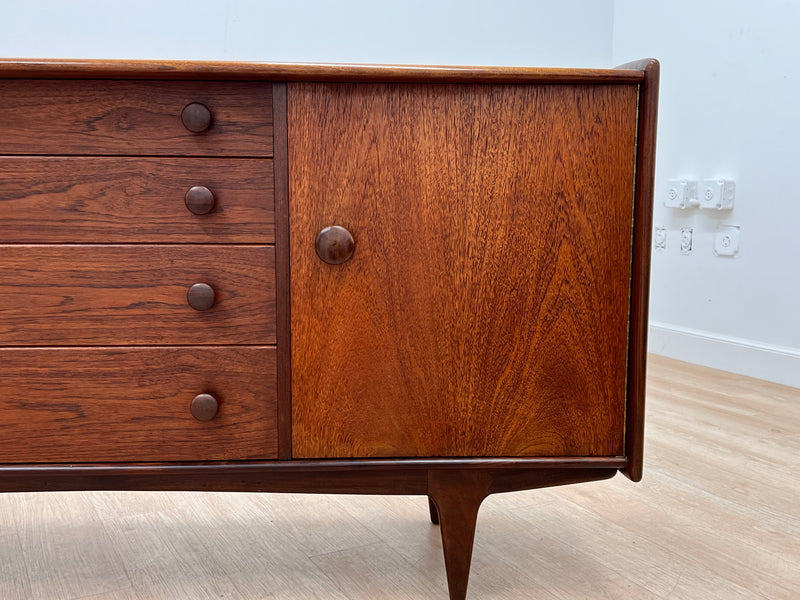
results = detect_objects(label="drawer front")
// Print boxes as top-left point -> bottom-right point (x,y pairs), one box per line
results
0,80 -> 273,156
0,157 -> 274,243
0,347 -> 277,462
0,245 -> 275,345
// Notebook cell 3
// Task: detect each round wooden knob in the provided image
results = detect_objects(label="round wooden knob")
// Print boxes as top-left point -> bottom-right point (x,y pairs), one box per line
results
181,102 -> 212,133
187,283 -> 216,311
190,393 -> 219,421
315,226 -> 355,265
184,186 -> 216,215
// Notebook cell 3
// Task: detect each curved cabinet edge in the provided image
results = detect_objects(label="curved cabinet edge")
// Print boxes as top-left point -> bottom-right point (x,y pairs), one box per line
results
621,58 -> 659,482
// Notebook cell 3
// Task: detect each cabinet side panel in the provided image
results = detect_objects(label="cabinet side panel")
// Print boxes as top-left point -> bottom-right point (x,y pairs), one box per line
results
623,60 -> 659,481
289,83 -> 638,458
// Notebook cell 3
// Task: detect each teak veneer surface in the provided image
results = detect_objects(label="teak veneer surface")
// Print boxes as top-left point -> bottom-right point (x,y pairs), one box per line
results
0,80 -> 273,156
0,245 -> 275,345
0,157 -> 274,243
0,346 -> 277,462
290,82 -> 638,459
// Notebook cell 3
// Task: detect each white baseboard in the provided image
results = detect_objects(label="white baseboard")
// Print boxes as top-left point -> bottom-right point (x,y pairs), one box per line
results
648,321 -> 800,389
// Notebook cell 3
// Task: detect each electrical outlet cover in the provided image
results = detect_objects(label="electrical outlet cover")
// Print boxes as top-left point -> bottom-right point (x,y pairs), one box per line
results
701,179 -> 735,210
714,225 -> 740,256
654,226 -> 667,250
665,179 -> 698,209
680,227 -> 693,255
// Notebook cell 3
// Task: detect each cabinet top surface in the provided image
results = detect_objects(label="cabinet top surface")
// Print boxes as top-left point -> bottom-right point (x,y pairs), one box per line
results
0,58 -> 646,83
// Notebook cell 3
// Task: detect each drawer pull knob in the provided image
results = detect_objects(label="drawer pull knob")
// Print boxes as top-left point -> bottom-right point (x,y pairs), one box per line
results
187,283 -> 216,311
315,226 -> 355,265
184,185 -> 216,215
181,102 -> 212,133
190,393 -> 219,421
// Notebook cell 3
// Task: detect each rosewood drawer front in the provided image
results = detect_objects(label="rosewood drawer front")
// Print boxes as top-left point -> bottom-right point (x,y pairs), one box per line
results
0,347 -> 278,462
0,157 -> 274,243
0,245 -> 275,345
0,80 -> 273,156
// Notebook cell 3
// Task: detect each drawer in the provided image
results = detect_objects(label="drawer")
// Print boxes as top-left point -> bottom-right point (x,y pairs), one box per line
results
0,245 -> 275,345
0,347 -> 277,462
0,80 -> 272,156
0,157 -> 274,243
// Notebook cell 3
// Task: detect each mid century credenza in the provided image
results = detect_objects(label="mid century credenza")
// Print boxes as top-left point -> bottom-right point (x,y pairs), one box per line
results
0,58 -> 658,599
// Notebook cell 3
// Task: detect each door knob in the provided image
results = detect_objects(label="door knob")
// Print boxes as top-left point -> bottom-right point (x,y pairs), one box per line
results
181,102 -> 212,133
315,226 -> 354,265
187,283 -> 216,311
184,185 -> 216,215
190,393 -> 219,421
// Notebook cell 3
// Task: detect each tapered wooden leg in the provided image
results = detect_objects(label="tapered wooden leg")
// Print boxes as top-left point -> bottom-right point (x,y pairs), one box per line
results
428,496 -> 440,524
428,470 -> 492,600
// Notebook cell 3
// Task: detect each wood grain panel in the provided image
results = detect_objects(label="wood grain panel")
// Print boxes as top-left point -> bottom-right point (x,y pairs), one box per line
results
0,245 -> 275,345
0,347 -> 277,462
0,80 -> 272,156
0,157 -> 273,243
290,83 -> 638,459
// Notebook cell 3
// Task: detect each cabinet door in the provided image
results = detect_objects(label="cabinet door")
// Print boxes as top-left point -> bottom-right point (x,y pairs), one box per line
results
289,82 -> 638,458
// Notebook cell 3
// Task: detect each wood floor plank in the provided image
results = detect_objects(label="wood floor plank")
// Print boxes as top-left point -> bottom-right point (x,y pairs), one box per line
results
94,503 -> 244,599
332,494 -> 446,565
74,587 -> 137,600
5,492 -> 130,599
549,471 -> 798,598
91,491 -> 359,600
645,427 -> 799,516
244,493 -> 382,558
0,533 -> 32,600
162,492 -> 352,600
514,484 -> 780,600
647,355 -> 800,422
468,505 -> 661,600
310,541 -> 445,599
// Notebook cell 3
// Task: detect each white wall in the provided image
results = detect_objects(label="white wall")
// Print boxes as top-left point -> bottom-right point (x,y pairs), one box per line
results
613,1 -> 800,387
0,0 -> 613,67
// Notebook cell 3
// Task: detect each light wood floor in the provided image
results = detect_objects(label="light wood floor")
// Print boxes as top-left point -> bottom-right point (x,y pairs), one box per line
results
1,355 -> 798,599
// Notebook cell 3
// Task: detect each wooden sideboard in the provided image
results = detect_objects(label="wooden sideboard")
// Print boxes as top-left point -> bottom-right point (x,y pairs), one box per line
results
0,58 -> 658,600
